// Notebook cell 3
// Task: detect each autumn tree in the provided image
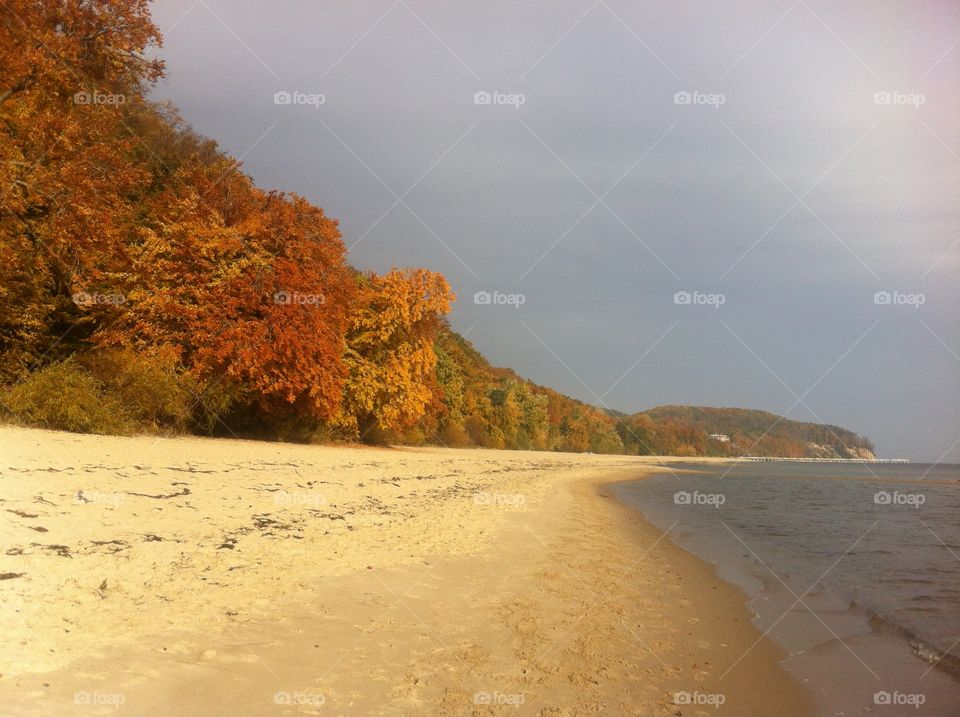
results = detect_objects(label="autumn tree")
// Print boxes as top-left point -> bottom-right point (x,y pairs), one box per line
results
340,268 -> 454,440
189,192 -> 355,422
0,0 -> 163,381
616,414 -> 657,454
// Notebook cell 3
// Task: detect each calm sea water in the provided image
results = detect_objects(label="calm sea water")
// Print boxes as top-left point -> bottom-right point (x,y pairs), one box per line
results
614,462 -> 960,716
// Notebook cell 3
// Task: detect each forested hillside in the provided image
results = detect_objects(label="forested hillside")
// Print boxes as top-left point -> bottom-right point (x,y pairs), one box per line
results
413,336 -> 875,459
637,406 -> 875,459
0,1 -> 876,459
0,0 -> 455,441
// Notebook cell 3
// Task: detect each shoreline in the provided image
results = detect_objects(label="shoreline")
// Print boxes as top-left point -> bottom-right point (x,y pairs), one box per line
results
0,427 -> 811,715
612,462 -> 960,716
583,470 -> 815,716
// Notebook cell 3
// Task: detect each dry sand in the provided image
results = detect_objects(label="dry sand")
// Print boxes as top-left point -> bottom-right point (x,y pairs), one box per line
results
0,426 -> 812,715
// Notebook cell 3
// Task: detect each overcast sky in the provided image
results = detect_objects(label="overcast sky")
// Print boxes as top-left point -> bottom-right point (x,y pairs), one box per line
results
147,0 -> 959,461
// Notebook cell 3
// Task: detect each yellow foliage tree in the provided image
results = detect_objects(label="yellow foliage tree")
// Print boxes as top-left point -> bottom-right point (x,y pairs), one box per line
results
339,268 -> 454,440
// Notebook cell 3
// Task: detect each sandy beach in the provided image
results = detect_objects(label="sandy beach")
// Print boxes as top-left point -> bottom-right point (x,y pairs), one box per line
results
0,426 -> 811,715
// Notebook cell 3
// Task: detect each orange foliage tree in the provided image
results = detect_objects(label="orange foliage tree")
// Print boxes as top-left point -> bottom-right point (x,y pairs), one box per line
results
0,0 -> 163,380
189,192 -> 355,420
91,116 -> 357,423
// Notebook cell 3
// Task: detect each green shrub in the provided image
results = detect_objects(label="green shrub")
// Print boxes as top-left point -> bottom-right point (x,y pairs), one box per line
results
2,359 -> 133,434
400,426 -> 427,446
309,421 -> 359,444
190,377 -> 254,435
80,348 -> 193,431
438,421 -> 472,448
2,348 -> 201,436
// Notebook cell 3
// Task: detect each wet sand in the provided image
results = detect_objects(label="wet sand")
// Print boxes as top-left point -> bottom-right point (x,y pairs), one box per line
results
614,465 -> 960,716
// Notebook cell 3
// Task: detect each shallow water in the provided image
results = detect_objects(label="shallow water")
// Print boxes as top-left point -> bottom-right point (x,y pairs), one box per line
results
614,461 -> 960,716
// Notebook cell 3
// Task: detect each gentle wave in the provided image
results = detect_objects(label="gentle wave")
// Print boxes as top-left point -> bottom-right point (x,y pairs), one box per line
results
615,461 -> 960,692
867,612 -> 960,680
